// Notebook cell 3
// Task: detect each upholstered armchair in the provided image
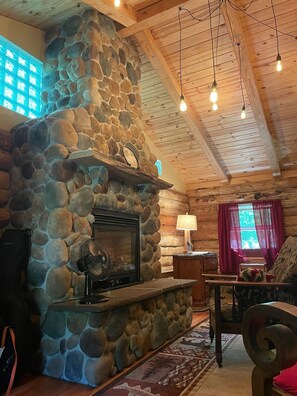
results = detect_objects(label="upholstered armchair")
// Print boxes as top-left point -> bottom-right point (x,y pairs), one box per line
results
243,302 -> 297,396
205,236 -> 297,367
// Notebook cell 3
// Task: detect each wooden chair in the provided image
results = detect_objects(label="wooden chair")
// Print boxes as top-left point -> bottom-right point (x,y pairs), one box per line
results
242,302 -> 297,396
204,236 -> 297,367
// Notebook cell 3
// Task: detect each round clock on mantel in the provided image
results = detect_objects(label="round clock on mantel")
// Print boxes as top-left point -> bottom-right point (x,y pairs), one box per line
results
123,146 -> 139,169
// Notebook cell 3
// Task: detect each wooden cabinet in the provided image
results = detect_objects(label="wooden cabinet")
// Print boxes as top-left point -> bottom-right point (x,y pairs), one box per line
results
173,253 -> 218,308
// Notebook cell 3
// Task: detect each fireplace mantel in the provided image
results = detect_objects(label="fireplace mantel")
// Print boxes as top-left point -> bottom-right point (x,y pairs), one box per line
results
68,149 -> 173,190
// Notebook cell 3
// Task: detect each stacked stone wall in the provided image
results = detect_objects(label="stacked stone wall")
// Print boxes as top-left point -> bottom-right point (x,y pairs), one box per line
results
42,288 -> 193,386
7,8 -> 192,386
10,106 -> 161,312
8,9 -> 161,314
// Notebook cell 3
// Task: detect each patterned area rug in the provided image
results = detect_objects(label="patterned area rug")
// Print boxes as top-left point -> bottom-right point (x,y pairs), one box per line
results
96,320 -> 238,396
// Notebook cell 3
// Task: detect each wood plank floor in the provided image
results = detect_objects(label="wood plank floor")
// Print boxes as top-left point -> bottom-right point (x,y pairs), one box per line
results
10,312 -> 208,395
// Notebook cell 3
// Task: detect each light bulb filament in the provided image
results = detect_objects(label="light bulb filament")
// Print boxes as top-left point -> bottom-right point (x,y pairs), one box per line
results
241,105 -> 246,119
210,81 -> 218,103
180,95 -> 187,112
276,54 -> 282,72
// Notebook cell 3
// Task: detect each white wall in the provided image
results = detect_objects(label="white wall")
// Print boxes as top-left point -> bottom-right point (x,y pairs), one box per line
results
145,135 -> 186,193
0,15 -> 44,60
0,15 -> 45,130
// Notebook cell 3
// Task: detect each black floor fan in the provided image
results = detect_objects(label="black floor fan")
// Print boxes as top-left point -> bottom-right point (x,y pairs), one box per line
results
77,239 -> 111,304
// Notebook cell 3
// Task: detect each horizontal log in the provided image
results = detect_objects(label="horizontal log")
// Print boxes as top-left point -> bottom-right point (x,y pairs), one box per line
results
160,206 -> 189,217
187,173 -> 297,195
193,241 -> 219,252
0,172 -> 10,190
0,190 -> 9,206
160,256 -> 173,266
192,205 -> 218,216
161,246 -> 184,256
159,196 -> 189,212
284,216 -> 297,226
159,225 -> 179,236
0,129 -> 12,152
196,213 -> 217,224
280,207 -> 297,216
0,150 -> 12,171
159,189 -> 188,203
160,234 -> 183,246
285,225 -> 297,236
159,214 -> 178,227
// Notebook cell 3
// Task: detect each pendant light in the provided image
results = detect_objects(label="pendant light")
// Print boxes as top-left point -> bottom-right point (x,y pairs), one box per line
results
178,8 -> 187,112
208,0 -> 218,110
271,0 -> 282,72
114,0 -> 121,7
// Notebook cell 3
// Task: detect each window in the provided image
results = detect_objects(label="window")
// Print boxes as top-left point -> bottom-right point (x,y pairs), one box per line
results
0,35 -> 42,118
238,204 -> 260,249
155,159 -> 162,176
218,200 -> 284,273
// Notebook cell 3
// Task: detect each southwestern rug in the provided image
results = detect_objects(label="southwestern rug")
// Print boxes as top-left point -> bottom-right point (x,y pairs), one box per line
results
95,320 -> 240,396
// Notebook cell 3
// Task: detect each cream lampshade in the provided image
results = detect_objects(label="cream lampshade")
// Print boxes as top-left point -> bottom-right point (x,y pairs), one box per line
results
176,213 -> 197,254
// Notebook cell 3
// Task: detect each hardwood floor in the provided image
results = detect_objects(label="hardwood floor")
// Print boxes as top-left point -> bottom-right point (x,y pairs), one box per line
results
10,312 -> 208,395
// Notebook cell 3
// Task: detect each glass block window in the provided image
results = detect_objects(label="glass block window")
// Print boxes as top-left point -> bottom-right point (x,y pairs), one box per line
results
0,35 -> 42,118
156,159 -> 162,176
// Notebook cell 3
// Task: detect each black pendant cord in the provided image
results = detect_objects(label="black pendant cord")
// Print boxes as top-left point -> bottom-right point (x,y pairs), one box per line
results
178,7 -> 183,98
270,0 -> 280,57
238,43 -> 245,108
208,0 -> 216,84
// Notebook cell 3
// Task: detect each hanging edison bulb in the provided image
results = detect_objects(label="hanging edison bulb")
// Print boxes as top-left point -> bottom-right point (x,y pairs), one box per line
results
241,105 -> 246,119
212,102 -> 218,111
209,81 -> 218,104
114,0 -> 121,7
276,54 -> 282,72
179,95 -> 187,112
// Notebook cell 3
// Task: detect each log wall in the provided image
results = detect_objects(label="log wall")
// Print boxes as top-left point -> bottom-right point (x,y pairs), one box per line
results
0,128 -> 12,233
159,189 -> 189,275
187,172 -> 297,259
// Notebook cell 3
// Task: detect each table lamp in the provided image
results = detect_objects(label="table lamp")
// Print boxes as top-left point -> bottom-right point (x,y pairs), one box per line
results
176,213 -> 197,254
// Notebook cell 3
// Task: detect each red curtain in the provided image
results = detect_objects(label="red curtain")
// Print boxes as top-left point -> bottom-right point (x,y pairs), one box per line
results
218,203 -> 244,274
252,200 -> 284,270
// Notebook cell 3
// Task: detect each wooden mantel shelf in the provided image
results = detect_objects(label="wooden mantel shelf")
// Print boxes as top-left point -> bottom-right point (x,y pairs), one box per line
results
68,149 -> 173,190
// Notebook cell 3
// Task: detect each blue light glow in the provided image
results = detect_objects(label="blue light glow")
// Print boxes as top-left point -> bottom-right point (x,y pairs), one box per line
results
0,35 -> 42,119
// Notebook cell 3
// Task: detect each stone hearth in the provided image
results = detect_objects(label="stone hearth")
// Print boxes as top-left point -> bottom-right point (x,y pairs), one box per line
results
46,279 -> 195,386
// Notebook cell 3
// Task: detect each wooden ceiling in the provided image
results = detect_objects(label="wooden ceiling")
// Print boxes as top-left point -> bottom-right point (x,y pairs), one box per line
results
1,0 -> 297,189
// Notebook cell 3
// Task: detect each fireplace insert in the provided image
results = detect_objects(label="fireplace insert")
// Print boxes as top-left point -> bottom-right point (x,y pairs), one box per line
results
92,208 -> 141,291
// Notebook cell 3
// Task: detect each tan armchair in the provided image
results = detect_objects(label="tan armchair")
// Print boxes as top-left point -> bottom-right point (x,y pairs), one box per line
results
242,302 -> 297,396
205,236 -> 297,367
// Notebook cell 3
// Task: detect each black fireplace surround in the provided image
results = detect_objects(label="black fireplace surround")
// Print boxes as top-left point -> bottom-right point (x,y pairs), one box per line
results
91,208 -> 141,291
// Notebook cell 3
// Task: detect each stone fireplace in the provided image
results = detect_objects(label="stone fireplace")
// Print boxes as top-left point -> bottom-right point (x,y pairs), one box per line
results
9,8 -> 166,309
91,207 -> 141,291
7,8 -> 194,386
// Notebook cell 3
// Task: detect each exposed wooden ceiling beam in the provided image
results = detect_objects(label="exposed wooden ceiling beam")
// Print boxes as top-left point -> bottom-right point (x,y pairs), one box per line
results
82,0 -> 137,26
135,29 -> 229,182
221,1 -> 281,177
119,0 -> 198,37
